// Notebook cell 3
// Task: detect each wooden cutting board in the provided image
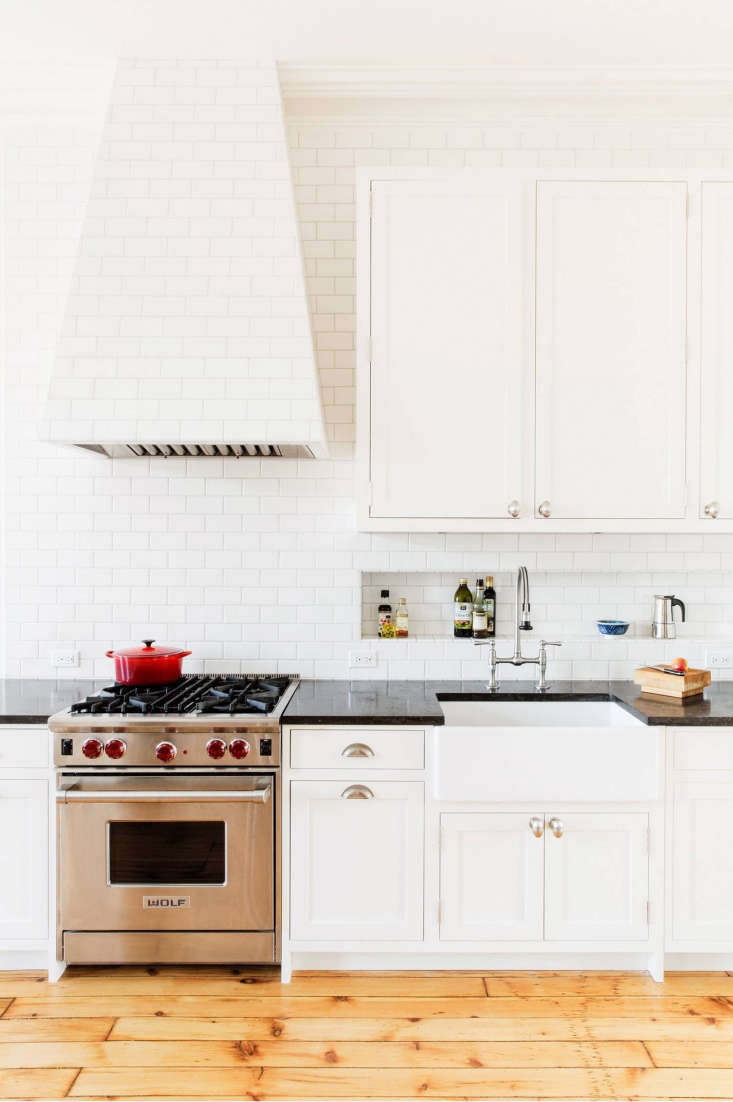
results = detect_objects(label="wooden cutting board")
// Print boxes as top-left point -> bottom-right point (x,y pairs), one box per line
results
633,665 -> 712,699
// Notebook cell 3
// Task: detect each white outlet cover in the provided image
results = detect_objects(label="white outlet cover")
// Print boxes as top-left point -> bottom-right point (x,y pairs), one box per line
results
706,648 -> 733,668
348,651 -> 377,669
52,649 -> 80,668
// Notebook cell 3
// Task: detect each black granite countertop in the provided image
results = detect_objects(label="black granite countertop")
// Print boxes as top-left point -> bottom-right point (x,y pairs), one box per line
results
0,680 -> 101,724
283,678 -> 733,727
4,676 -> 733,728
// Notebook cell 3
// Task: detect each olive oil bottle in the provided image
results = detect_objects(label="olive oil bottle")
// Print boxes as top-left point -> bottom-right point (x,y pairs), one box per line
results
395,597 -> 409,638
453,578 -> 473,638
484,575 -> 496,637
472,578 -> 489,639
378,589 -> 392,638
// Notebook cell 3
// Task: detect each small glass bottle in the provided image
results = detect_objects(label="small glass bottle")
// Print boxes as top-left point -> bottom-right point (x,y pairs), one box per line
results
472,578 -> 489,639
395,597 -> 409,638
484,575 -> 496,638
454,578 -> 474,638
378,589 -> 392,638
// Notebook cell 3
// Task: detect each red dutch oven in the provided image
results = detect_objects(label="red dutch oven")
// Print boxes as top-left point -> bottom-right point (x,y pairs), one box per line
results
105,639 -> 192,686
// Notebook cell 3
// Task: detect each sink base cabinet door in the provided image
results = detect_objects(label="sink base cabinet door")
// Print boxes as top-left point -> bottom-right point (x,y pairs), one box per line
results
0,779 -> 48,941
544,812 -> 649,942
440,813 -> 544,941
290,781 -> 424,942
672,783 -> 733,943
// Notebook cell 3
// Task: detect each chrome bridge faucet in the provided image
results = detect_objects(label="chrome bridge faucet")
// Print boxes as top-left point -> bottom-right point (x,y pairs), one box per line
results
474,565 -> 562,690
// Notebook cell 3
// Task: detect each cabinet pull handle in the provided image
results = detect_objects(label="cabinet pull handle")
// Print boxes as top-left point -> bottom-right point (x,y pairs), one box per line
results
705,500 -> 720,519
507,499 -> 521,519
529,816 -> 544,838
341,742 -> 375,758
341,784 -> 375,800
548,816 -> 564,838
538,500 -> 552,519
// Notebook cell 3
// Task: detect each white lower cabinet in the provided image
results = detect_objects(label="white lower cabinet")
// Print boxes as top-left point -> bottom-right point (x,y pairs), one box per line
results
440,813 -> 543,941
439,811 -> 649,944
290,780 -> 424,941
672,782 -> 733,942
544,812 -> 649,941
0,778 -> 48,941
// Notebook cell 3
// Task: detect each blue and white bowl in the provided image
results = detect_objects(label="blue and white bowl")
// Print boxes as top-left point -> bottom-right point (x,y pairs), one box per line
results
596,619 -> 630,636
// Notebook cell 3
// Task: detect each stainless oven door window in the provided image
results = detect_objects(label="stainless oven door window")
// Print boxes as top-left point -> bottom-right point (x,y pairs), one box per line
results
58,774 -> 274,933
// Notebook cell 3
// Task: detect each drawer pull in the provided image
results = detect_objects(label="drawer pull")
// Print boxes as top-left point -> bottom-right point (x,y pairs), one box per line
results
341,742 -> 375,758
341,784 -> 375,800
548,816 -> 565,838
529,816 -> 544,838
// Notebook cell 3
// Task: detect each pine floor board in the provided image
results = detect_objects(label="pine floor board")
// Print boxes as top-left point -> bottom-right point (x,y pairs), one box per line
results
483,971 -> 733,997
0,1067 -> 78,1099
66,1064 -> 733,1099
109,1013 -> 733,1042
0,1017 -> 114,1042
0,1038 -> 652,1069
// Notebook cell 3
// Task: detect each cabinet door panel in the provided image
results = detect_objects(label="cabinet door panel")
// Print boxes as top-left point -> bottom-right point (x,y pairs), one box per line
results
0,780 -> 48,940
370,177 -> 530,519
536,181 -> 687,519
701,183 -> 733,518
673,782 -> 733,942
440,813 -> 543,941
290,780 -> 423,941
544,812 -> 649,942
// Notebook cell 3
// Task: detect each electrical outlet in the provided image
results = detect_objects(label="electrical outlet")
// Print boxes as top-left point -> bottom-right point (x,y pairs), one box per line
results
52,650 -> 80,669
348,651 -> 377,669
706,648 -> 733,669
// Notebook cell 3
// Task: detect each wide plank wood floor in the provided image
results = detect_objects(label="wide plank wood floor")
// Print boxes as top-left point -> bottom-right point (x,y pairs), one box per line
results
3,968 -> 733,1099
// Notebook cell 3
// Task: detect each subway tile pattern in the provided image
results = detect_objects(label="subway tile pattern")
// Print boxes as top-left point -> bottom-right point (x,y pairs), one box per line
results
3,65 -> 733,680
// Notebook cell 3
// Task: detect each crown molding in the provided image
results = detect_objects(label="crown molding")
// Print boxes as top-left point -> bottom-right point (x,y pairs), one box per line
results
278,63 -> 733,100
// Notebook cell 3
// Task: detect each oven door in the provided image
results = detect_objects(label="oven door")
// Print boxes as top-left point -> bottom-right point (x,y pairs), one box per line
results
58,774 -> 274,934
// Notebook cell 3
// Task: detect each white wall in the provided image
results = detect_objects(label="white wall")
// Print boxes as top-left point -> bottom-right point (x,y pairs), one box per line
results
4,62 -> 733,681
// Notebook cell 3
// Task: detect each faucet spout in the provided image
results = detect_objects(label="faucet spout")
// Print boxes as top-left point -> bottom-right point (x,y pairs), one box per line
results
513,565 -> 532,658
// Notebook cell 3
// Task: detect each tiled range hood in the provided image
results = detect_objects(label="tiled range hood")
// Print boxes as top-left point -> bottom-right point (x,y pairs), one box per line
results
45,59 -> 327,459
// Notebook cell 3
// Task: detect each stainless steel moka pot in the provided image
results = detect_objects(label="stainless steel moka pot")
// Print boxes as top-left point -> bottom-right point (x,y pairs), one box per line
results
652,594 -> 686,639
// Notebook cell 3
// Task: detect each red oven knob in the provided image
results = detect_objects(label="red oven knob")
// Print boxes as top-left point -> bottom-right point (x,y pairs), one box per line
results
105,737 -> 127,760
229,737 -> 250,760
81,737 -> 103,759
155,740 -> 177,763
206,737 -> 227,760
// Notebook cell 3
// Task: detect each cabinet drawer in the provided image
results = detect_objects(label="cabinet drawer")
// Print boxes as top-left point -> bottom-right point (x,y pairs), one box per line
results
673,729 -> 733,772
0,728 -> 49,770
290,728 -> 424,770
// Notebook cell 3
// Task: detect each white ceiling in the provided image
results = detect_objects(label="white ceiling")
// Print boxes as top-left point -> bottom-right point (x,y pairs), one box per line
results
2,0 -> 733,68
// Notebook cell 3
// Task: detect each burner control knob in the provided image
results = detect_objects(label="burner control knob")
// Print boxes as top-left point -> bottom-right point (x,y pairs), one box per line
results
155,740 -> 177,764
104,737 -> 127,760
229,737 -> 250,760
81,737 -> 103,759
206,737 -> 227,760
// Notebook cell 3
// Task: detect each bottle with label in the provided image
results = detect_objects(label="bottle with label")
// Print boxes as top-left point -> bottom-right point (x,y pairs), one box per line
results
378,589 -> 392,638
395,597 -> 409,638
484,575 -> 496,637
472,578 -> 488,639
453,578 -> 474,638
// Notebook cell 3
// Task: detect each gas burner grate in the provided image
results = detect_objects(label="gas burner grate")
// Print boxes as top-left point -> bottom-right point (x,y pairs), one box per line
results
69,674 -> 295,716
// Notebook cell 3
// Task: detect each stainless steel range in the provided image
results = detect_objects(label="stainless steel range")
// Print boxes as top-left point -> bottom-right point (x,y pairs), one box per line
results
49,674 -> 299,966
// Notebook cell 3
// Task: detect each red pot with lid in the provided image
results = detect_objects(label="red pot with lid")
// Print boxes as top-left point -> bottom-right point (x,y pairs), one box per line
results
105,639 -> 192,686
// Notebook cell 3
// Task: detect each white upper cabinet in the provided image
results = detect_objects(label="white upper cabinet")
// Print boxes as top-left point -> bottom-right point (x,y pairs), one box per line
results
368,176 -> 531,521
700,182 -> 733,520
535,181 -> 688,520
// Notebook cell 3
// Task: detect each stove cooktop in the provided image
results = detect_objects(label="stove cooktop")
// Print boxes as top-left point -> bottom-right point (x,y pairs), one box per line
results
69,675 -> 294,717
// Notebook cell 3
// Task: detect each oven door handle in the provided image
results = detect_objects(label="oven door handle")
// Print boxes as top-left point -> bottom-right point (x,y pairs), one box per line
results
57,786 -> 271,804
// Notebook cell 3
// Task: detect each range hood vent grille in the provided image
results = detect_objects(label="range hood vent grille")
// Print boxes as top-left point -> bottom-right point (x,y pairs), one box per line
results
78,443 -> 314,459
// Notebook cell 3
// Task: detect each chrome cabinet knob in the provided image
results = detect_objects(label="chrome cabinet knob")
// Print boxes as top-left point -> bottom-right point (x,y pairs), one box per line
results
529,816 -> 544,838
705,501 -> 720,519
507,499 -> 521,519
548,816 -> 564,838
538,500 -> 552,519
341,743 -> 375,758
340,784 -> 374,800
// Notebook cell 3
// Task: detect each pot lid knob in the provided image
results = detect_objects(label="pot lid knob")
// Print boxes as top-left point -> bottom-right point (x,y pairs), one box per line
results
142,639 -> 155,648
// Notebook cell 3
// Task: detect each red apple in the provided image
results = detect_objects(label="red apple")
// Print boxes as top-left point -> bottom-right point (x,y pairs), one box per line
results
672,657 -> 688,672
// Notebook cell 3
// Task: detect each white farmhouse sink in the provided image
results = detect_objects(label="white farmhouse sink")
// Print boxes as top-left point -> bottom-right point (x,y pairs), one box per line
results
433,698 -> 658,802
439,699 -> 643,728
